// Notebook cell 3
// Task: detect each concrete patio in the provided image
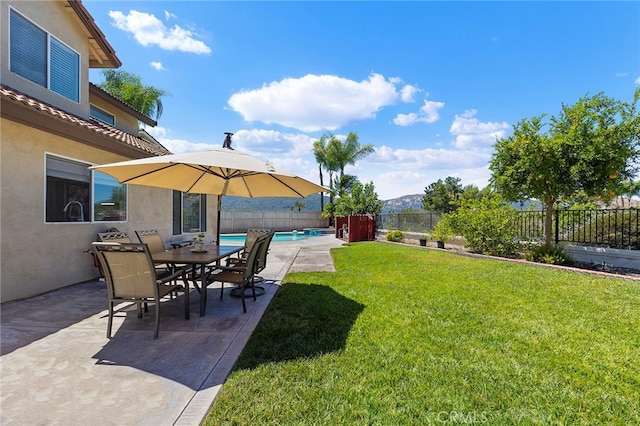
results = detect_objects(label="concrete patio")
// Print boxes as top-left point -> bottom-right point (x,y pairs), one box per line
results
0,234 -> 344,425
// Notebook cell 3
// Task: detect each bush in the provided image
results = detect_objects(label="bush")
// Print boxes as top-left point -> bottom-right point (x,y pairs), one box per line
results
525,244 -> 574,266
431,218 -> 453,242
448,195 -> 520,257
386,230 -> 405,242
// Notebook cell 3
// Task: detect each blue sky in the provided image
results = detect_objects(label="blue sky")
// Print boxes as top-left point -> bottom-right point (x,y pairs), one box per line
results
85,1 -> 640,200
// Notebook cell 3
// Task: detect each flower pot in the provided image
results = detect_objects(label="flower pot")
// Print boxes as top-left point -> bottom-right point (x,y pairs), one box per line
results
436,240 -> 445,249
419,239 -> 427,247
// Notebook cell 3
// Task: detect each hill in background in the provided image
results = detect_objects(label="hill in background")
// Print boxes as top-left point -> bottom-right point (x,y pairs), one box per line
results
221,194 -> 424,213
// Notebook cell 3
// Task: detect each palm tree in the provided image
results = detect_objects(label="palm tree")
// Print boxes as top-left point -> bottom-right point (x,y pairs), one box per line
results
326,131 -> 375,178
99,70 -> 168,120
312,135 -> 330,210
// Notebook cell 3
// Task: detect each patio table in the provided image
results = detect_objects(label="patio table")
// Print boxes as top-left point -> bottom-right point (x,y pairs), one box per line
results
152,245 -> 243,317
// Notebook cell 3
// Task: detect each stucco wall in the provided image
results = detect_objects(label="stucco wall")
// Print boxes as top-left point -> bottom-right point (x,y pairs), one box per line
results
1,1 -> 90,118
0,119 -> 219,303
89,95 -> 140,135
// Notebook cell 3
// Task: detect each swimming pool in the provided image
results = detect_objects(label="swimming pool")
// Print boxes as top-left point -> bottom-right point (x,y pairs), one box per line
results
219,231 -> 312,243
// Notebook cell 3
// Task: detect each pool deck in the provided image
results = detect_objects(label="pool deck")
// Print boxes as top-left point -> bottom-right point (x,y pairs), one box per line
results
0,234 -> 345,426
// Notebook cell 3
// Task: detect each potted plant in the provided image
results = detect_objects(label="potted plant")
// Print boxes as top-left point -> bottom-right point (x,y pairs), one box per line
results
431,220 -> 453,249
419,233 -> 429,247
192,232 -> 206,251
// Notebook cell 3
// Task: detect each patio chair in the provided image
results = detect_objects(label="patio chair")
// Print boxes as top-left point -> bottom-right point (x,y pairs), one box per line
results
135,229 -> 180,284
228,230 -> 275,276
97,231 -> 131,243
92,242 -> 188,339
208,234 -> 268,313
229,229 -> 270,264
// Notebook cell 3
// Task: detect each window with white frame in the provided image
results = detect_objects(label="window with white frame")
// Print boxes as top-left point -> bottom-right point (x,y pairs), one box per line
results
45,155 -> 127,223
10,8 -> 80,102
90,104 -> 115,125
173,191 -> 207,235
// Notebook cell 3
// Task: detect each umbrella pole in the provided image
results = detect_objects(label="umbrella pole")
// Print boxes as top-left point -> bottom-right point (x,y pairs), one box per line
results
216,196 -> 222,246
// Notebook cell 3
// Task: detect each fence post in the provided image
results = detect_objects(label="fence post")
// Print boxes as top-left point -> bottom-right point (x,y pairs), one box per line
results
554,209 -> 559,244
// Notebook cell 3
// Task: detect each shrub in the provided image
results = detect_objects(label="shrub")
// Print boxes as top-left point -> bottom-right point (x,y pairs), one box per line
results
431,218 -> 453,242
386,230 -> 405,242
525,244 -> 574,266
448,194 -> 520,257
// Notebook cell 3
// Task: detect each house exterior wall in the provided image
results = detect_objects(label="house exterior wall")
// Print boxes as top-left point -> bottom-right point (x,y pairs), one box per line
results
1,1 -> 90,118
0,1 -> 222,303
89,96 -> 140,135
0,118 -> 200,303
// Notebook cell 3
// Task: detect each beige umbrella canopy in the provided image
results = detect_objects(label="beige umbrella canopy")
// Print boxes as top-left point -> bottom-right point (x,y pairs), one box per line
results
90,147 -> 325,198
90,146 -> 326,242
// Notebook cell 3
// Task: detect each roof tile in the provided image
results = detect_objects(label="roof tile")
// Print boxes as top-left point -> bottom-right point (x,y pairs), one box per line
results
0,84 -> 171,157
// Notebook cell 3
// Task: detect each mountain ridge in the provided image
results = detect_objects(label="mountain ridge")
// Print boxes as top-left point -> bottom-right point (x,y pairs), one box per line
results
221,194 -> 423,213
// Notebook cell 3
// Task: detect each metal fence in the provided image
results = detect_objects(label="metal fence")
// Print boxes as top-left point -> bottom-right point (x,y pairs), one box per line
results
377,209 -> 640,250
376,212 -> 442,233
515,209 -> 640,250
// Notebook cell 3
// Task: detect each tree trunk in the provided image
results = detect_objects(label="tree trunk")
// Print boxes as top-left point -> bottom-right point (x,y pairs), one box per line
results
544,199 -> 554,246
318,165 -> 324,211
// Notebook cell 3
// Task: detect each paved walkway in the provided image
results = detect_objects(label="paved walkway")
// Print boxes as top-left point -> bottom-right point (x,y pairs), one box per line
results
0,235 -> 344,425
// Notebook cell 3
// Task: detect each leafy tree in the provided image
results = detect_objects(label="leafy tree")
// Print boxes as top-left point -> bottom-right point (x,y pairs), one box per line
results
422,177 -> 482,213
293,201 -> 306,211
99,70 -> 168,120
490,90 -> 640,245
334,181 -> 383,216
617,179 -> 640,208
422,177 -> 462,212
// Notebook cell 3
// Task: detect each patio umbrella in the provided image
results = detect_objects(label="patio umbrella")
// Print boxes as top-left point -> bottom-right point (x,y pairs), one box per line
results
90,146 -> 326,243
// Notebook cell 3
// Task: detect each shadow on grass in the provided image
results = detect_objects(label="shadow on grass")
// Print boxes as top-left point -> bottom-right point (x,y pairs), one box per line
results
234,282 -> 364,370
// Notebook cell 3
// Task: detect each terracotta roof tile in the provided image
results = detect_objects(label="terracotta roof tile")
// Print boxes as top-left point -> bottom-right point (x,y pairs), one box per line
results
0,84 -> 171,157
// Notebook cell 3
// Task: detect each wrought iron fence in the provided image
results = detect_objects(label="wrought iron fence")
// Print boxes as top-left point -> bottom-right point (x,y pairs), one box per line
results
515,209 -> 640,250
376,212 -> 442,233
378,209 -> 640,250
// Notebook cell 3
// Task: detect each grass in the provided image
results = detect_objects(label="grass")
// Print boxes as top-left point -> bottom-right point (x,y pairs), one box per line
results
205,242 -> 640,425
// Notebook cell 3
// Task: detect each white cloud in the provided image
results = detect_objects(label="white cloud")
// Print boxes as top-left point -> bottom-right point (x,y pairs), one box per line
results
232,129 -> 315,158
393,98 -> 445,126
109,10 -> 211,54
449,109 -> 509,149
227,73 -> 401,131
144,124 -> 498,200
636,76 -> 640,85
150,61 -> 166,71
357,145 -> 492,199
164,10 -> 177,20
400,85 -> 420,102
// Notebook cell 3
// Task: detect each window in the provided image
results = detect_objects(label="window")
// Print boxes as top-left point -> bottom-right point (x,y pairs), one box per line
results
10,9 -> 80,102
173,191 -> 207,235
93,171 -> 127,222
90,104 -> 115,125
45,155 -> 127,223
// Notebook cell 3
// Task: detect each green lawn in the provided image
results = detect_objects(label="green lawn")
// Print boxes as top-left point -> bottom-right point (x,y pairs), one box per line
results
205,242 -> 640,425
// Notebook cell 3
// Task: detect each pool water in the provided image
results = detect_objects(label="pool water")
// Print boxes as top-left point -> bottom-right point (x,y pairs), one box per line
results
219,231 -> 313,243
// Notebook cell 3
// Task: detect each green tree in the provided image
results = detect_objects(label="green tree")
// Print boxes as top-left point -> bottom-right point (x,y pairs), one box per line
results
617,179 -> 640,208
422,177 -> 482,213
325,132 -> 375,178
312,134 -> 333,210
315,131 -> 374,217
490,90 -> 640,245
99,70 -> 168,120
334,181 -> 383,216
